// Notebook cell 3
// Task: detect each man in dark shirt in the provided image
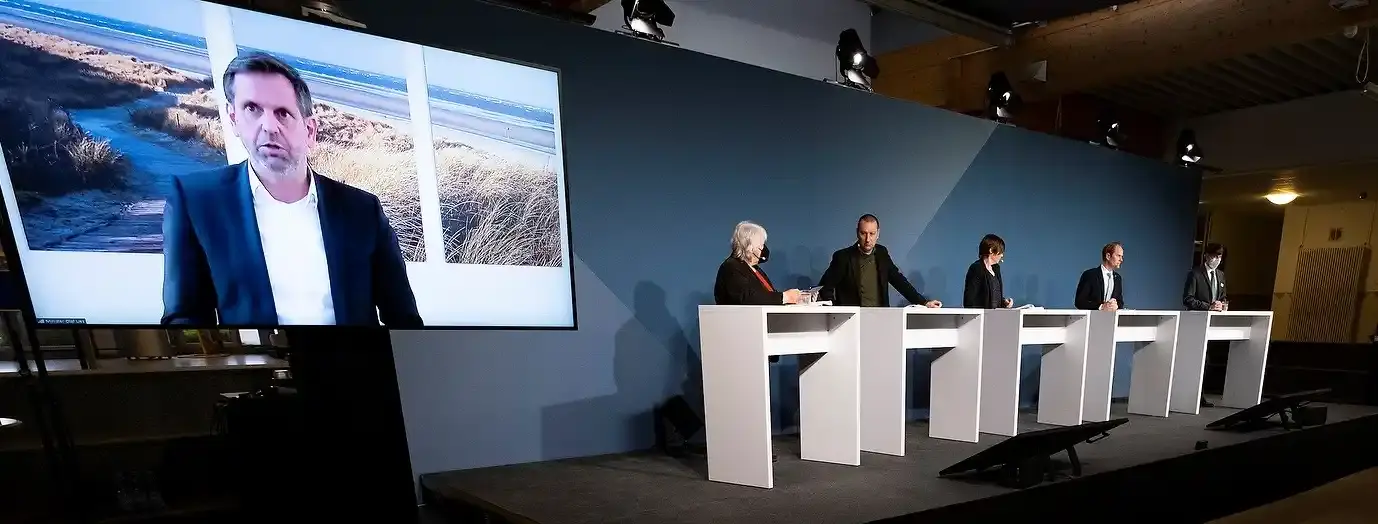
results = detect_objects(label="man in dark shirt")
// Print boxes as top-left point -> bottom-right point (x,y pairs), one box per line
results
820,214 -> 942,308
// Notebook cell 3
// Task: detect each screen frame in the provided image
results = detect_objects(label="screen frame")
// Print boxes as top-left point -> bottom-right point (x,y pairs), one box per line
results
0,0 -> 579,331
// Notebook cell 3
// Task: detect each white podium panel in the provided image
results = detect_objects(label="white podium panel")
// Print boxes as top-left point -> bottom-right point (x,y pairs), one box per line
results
698,305 -> 862,489
979,309 -> 1090,436
1084,310 -> 1179,421
1171,311 -> 1273,415
860,307 -> 984,456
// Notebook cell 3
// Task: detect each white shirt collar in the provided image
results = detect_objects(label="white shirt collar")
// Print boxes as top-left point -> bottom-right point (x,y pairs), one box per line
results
1101,265 -> 1115,276
247,161 -> 317,205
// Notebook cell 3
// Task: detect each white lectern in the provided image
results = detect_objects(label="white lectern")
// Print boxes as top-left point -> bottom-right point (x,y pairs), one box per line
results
698,305 -> 862,489
859,307 -> 984,455
980,309 -> 1091,436
1084,310 -> 1180,421
1171,311 -> 1273,414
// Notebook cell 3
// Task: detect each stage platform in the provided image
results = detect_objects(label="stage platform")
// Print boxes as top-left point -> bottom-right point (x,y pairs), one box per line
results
421,401 -> 1378,524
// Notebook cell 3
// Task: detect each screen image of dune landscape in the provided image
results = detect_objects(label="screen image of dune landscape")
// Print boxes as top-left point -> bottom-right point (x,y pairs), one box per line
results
0,0 -> 223,254
0,0 -> 566,267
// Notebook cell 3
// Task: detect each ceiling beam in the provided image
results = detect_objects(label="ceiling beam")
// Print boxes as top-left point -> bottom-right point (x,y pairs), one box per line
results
863,0 -> 1013,46
563,0 -> 614,13
876,0 -> 1378,112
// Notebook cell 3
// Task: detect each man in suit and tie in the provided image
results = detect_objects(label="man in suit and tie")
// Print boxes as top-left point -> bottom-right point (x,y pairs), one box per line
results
1184,242 -> 1228,407
1184,242 -> 1227,312
1075,242 -> 1125,311
161,52 -> 422,327
819,214 -> 942,308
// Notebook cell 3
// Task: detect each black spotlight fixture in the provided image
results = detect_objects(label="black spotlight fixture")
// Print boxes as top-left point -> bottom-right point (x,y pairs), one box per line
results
1177,129 -> 1203,167
300,1 -> 366,28
1096,110 -> 1124,150
621,0 -> 676,44
986,72 -> 1017,123
834,28 -> 879,91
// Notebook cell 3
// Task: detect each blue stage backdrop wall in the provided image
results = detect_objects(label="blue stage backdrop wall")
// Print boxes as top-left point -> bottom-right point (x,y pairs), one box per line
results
368,0 -> 1201,476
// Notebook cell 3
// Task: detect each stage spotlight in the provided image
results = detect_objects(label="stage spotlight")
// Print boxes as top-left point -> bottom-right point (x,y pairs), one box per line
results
987,72 -> 1016,123
1177,129 -> 1203,167
1096,111 -> 1124,150
621,0 -> 676,43
834,28 -> 879,91
300,1 -> 366,29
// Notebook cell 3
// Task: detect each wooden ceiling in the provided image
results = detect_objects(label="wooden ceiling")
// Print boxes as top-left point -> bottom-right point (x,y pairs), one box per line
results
925,0 -> 1128,27
1088,33 -> 1372,118
1200,162 -> 1378,211
875,0 -> 1378,119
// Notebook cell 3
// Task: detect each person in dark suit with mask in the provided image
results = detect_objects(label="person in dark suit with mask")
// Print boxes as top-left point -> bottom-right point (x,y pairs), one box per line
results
964,234 -> 1015,309
819,214 -> 941,308
714,221 -> 802,306
1184,242 -> 1227,312
1184,242 -> 1228,407
712,220 -> 801,462
1075,242 -> 1126,311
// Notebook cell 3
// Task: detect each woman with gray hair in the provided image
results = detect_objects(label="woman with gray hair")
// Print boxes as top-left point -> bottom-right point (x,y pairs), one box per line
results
714,221 -> 802,305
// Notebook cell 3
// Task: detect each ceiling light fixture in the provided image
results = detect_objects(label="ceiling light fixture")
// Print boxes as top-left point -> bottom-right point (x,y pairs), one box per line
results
1265,192 -> 1299,205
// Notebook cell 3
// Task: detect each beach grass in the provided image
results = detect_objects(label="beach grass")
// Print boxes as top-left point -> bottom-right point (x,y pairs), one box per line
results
130,87 -> 563,267
0,23 -> 204,198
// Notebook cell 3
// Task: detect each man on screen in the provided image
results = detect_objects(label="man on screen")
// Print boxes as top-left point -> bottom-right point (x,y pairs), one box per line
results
161,52 -> 422,327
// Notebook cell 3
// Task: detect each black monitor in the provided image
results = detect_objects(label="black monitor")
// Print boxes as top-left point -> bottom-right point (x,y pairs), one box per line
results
0,0 -> 576,330
939,418 -> 1129,488
1205,388 -> 1332,432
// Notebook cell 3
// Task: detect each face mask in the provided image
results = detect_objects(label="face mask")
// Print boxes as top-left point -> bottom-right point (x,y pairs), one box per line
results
1205,257 -> 1220,270
758,244 -> 770,263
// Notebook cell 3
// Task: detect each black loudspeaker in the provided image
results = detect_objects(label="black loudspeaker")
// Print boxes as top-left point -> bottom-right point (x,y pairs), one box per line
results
1206,388 -> 1331,432
655,395 -> 703,456
939,418 -> 1129,488
1293,405 -> 1328,427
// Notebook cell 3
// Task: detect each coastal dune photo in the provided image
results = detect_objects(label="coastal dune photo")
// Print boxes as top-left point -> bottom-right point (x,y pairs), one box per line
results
0,0 -> 567,267
0,0 -> 223,253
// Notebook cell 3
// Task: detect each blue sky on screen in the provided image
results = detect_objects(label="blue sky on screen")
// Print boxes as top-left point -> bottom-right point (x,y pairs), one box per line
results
422,46 -> 559,112
17,0 -> 206,36
228,5 -> 408,79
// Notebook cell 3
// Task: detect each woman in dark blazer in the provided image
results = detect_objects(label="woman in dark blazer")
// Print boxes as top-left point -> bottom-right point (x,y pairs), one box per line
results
711,220 -> 800,462
714,221 -> 801,306
964,234 -> 1014,309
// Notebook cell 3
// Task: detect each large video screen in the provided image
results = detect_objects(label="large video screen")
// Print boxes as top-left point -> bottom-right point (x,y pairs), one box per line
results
0,0 -> 574,328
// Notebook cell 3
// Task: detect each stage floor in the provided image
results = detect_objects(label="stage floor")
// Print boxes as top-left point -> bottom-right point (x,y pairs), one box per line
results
421,401 -> 1378,524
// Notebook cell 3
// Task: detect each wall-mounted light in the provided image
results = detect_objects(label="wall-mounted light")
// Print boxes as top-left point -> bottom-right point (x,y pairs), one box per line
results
1096,109 -> 1123,150
1265,192 -> 1299,205
987,72 -> 1017,123
620,0 -> 676,43
1176,129 -> 1202,166
834,28 -> 878,91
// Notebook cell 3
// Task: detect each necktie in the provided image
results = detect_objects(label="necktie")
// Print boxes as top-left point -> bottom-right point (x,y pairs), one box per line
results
1104,273 -> 1112,301
1208,271 -> 1216,302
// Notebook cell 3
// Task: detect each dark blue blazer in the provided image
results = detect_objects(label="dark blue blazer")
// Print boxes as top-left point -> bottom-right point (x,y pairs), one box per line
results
161,162 -> 423,327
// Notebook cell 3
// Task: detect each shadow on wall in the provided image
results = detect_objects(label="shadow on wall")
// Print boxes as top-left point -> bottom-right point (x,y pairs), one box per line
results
910,267 -> 949,304
540,282 -> 689,457
680,291 -> 712,413
535,248 -> 1132,454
